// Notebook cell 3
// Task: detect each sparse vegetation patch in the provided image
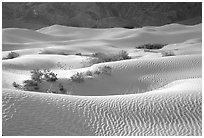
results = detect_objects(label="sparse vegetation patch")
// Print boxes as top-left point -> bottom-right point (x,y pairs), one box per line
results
70,72 -> 85,83
3,52 -> 19,60
136,43 -> 167,50
89,50 -> 131,65
93,65 -> 112,76
13,69 -> 61,93
161,50 -> 176,57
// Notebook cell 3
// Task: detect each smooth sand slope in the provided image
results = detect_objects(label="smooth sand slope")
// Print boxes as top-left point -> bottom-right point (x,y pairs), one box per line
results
2,23 -> 202,135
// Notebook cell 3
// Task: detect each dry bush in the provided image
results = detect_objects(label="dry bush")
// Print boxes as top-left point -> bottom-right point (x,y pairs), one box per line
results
3,52 -> 19,60
58,83 -> 67,94
161,51 -> 176,57
136,43 -> 167,49
75,53 -> 82,56
23,80 -> 39,91
89,50 -> 131,65
85,70 -> 93,76
70,72 -> 85,83
13,69 -> 58,92
94,65 -> 112,76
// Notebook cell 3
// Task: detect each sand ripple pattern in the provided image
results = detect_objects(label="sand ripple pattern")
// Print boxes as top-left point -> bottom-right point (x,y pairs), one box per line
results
2,78 -> 202,136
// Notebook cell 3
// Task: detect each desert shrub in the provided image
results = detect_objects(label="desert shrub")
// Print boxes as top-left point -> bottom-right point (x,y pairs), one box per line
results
43,69 -> 58,93
30,69 -> 44,83
93,70 -> 101,75
12,82 -> 23,90
13,69 -> 58,92
136,43 -> 167,49
70,72 -> 84,83
117,50 -> 131,60
161,51 -> 176,57
100,66 -> 112,75
75,53 -> 82,56
30,69 -> 58,83
43,69 -> 58,82
58,83 -> 66,94
90,50 -> 131,65
13,82 -> 19,88
92,52 -> 105,58
85,70 -> 93,76
3,52 -> 19,60
123,26 -> 135,29
94,65 -> 112,76
23,80 -> 39,91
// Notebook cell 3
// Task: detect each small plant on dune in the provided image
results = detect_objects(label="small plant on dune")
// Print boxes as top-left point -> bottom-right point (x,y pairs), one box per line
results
3,51 -> 19,60
161,50 -> 176,57
30,69 -> 44,83
93,70 -> 101,75
75,52 -> 82,56
43,69 -> 58,93
94,65 -> 112,76
100,65 -> 112,76
90,52 -> 107,64
136,43 -> 167,50
13,69 -> 58,92
123,26 -> 135,29
89,50 -> 131,65
12,82 -> 24,90
23,79 -> 39,91
43,69 -> 58,82
70,72 -> 85,83
85,70 -> 93,76
58,83 -> 67,94
117,50 -> 131,60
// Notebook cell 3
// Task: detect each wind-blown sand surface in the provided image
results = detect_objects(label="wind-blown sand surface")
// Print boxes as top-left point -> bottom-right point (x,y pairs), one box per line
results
2,23 -> 202,136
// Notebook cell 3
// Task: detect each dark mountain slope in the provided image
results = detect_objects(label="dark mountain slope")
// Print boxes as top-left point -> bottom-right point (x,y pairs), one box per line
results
2,2 -> 202,29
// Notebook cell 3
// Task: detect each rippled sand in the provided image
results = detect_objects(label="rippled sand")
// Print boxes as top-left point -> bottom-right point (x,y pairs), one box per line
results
2,23 -> 202,135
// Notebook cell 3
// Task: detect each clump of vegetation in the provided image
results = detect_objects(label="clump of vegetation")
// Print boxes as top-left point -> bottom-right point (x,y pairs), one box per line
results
23,79 -> 39,91
43,69 -> 58,93
12,82 -> 23,90
118,50 -> 131,60
99,65 -> 112,75
94,65 -> 112,76
30,69 -> 44,83
136,43 -> 167,49
58,83 -> 67,94
75,52 -> 82,56
85,70 -> 93,76
161,50 -> 176,57
70,65 -> 112,83
123,26 -> 135,29
43,69 -> 58,82
70,72 -> 85,83
3,52 -> 19,60
90,50 -> 131,65
13,69 -> 58,92
93,70 -> 101,75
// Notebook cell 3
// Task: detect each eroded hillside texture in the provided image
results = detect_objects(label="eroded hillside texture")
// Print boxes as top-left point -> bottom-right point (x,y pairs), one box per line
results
2,2 -> 202,29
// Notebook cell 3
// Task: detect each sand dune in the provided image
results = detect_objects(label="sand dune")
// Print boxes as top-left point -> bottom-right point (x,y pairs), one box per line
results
2,28 -> 75,43
3,54 -> 87,70
3,23 -> 201,51
161,38 -> 202,56
2,23 -> 202,136
2,54 -> 201,96
2,78 -> 202,136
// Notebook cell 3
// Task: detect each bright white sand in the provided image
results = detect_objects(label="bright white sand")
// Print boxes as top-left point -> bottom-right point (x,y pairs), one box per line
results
2,78 -> 201,136
2,23 -> 202,136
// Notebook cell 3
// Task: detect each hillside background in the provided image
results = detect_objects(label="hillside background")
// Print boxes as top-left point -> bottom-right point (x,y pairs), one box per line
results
2,2 -> 202,29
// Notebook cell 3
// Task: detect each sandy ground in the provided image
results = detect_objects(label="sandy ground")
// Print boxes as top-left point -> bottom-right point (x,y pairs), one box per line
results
2,23 -> 202,136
